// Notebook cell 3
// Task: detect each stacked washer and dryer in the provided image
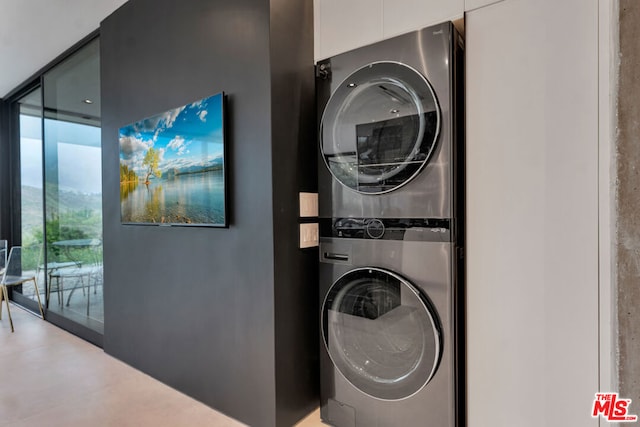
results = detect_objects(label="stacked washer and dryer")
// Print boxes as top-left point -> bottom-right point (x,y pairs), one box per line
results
316,22 -> 465,427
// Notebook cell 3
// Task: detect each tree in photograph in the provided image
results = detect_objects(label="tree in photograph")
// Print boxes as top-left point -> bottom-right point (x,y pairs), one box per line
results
143,147 -> 162,184
120,163 -> 139,183
119,163 -> 127,182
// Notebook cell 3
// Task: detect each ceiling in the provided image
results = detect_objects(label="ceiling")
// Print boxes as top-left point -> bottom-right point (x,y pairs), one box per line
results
0,0 -> 128,98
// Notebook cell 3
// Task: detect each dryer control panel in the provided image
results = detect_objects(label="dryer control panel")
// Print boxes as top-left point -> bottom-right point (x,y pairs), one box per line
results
320,217 -> 451,242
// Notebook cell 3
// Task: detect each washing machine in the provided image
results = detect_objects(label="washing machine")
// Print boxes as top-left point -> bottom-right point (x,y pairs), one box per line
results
317,21 -> 464,427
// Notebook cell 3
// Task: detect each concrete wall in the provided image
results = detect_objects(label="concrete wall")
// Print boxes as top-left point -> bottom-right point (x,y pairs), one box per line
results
616,0 -> 640,410
100,1 -> 317,426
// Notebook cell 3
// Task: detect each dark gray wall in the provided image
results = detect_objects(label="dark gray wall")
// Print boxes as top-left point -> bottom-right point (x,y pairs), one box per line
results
100,0 -> 317,426
0,100 -> 9,240
0,100 -> 18,243
269,0 -> 318,426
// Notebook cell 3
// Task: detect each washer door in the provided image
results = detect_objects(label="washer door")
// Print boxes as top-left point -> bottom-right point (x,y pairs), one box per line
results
322,267 -> 442,400
320,61 -> 441,194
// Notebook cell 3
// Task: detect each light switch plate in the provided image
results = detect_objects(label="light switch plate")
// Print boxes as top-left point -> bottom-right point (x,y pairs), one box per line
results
299,192 -> 318,217
299,223 -> 319,248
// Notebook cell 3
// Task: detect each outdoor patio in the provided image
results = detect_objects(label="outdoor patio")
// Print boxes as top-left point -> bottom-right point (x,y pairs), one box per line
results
14,266 -> 104,332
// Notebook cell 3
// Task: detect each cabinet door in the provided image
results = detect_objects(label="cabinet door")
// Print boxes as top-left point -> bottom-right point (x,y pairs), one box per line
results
382,0 -> 463,38
465,0 -> 503,11
314,0 -> 383,61
465,0 -> 599,426
314,0 -> 465,61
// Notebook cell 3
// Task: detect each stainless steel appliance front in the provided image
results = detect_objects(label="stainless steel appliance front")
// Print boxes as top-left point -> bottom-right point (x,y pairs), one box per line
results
317,23 -> 459,219
317,21 -> 465,427
319,237 -> 455,426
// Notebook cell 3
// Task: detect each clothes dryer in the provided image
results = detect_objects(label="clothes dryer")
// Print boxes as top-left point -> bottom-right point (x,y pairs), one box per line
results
317,21 -> 464,220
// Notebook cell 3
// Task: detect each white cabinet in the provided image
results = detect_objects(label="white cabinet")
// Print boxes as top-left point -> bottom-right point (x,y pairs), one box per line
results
314,0 -> 463,61
465,0 -> 504,11
465,0 -> 599,426
314,0 -> 383,61
382,0 -> 463,38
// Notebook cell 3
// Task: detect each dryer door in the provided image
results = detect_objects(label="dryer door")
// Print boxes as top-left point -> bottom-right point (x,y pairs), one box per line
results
320,61 -> 440,194
322,267 -> 442,400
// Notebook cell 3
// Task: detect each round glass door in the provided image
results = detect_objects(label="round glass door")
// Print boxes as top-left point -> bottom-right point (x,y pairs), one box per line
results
320,62 -> 440,194
322,267 -> 442,400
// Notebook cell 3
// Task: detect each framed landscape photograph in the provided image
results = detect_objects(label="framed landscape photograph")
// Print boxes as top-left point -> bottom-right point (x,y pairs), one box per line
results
119,92 -> 227,227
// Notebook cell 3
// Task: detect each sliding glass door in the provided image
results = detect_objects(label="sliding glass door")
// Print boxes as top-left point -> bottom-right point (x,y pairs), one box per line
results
12,37 -> 104,340
42,38 -> 103,333
15,89 -> 44,305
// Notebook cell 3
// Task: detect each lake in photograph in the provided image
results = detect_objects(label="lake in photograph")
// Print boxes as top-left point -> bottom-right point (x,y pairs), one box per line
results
120,170 -> 225,225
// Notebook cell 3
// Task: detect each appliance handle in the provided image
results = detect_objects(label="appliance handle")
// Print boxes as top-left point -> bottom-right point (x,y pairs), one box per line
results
323,252 -> 350,262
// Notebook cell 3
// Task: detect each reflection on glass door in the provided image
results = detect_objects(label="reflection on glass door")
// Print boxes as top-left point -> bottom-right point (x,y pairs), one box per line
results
42,38 -> 104,333
16,88 -> 45,305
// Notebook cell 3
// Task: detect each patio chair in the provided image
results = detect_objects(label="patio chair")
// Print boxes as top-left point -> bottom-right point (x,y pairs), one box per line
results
50,265 -> 99,316
41,245 -> 82,307
49,239 -> 102,316
0,246 -> 45,332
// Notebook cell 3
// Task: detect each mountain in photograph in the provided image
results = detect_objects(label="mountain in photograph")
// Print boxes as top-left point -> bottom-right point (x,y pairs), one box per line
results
162,155 -> 223,179
118,92 -> 224,185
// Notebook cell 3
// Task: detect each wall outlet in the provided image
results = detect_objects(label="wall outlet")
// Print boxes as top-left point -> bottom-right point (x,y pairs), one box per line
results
299,223 -> 319,248
299,192 -> 318,217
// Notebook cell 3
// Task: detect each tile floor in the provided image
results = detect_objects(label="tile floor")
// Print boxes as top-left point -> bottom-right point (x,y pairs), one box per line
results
0,303 -> 325,427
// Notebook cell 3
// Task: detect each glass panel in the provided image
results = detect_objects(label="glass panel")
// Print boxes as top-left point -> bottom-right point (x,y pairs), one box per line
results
16,88 -> 44,302
43,38 -> 103,332
321,62 -> 440,194
322,268 -> 441,400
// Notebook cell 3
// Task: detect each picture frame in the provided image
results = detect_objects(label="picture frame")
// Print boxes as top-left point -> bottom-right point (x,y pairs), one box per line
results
119,92 -> 227,227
